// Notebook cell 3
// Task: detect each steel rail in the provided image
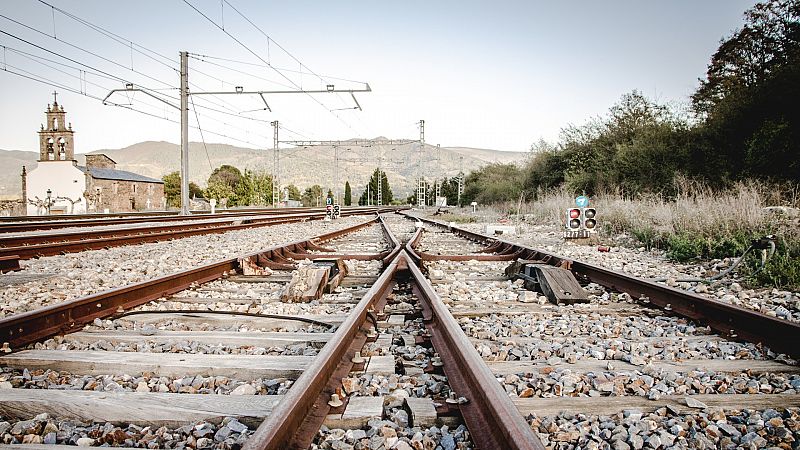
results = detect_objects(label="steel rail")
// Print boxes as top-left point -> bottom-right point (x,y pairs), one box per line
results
405,226 -> 523,261
0,208 -> 398,261
0,206 -> 401,233
0,216 -> 382,351
243,250 -> 402,450
407,252 -> 546,450
402,212 -> 800,359
244,247 -> 544,449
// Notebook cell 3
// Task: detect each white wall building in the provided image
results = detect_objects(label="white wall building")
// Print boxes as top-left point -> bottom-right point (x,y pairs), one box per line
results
24,94 -> 165,215
25,95 -> 88,215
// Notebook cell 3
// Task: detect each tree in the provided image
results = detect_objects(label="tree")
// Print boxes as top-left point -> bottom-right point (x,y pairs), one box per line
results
461,164 -> 525,205
301,184 -> 324,207
235,170 -> 272,206
206,165 -> 243,206
692,0 -> 800,115
357,168 -> 393,205
286,184 -> 301,201
344,181 -> 352,206
162,171 -> 203,208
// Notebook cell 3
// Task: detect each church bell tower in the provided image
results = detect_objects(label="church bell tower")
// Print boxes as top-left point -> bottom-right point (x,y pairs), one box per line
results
38,92 -> 75,162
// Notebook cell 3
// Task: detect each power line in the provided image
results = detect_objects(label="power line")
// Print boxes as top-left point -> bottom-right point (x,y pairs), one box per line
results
188,53 -> 368,86
182,0 -> 362,136
0,14 -> 175,90
190,95 -> 215,171
3,5 -> 261,132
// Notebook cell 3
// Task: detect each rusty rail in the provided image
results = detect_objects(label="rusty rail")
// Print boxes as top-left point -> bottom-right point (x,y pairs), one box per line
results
0,207 -> 400,261
0,206 -> 402,233
244,248 -> 544,450
244,252 -> 402,450
0,216 -> 382,351
402,212 -> 800,359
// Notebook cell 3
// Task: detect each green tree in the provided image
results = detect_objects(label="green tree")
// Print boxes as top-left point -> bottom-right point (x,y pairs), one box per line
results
344,181 -> 352,206
285,184 -> 301,201
692,0 -> 800,115
301,184 -> 324,207
358,168 -> 393,205
162,171 -> 202,207
235,170 -> 272,206
206,165 -> 244,205
461,164 -> 525,205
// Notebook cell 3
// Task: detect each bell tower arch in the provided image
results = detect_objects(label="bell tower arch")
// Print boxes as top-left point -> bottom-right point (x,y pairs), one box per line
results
38,92 -> 75,162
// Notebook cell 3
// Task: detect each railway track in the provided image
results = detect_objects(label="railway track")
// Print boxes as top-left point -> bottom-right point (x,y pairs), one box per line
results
0,207 -> 398,270
0,211 -> 796,449
0,207 -> 383,234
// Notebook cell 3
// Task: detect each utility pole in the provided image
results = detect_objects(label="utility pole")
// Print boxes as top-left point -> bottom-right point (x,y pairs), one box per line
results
376,154 -> 383,206
271,121 -> 280,207
333,145 -> 339,205
417,119 -> 425,208
180,51 -> 189,215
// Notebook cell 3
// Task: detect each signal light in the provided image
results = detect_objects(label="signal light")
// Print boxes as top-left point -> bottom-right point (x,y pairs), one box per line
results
565,208 -> 598,231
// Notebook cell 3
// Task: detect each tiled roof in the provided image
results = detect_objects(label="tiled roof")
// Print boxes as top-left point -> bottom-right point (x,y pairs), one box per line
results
76,166 -> 163,184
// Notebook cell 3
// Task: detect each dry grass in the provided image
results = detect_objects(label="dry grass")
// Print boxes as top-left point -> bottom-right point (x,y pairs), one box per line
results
487,179 -> 800,288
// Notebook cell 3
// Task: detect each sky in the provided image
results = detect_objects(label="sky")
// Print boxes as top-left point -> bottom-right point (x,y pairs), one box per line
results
0,0 -> 758,154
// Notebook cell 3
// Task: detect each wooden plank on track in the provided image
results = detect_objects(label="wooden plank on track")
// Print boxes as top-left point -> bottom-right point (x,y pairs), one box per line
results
323,396 -> 384,429
448,304 -> 651,317
514,393 -> 800,417
0,388 -> 281,428
365,355 -> 395,375
488,359 -> 800,375
119,312 -> 346,329
164,296 -> 261,305
228,274 -> 378,287
471,334 -> 726,346
405,397 -> 437,428
0,350 -> 314,379
65,330 -> 333,347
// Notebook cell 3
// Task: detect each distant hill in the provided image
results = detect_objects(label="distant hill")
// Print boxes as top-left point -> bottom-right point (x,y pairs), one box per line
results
0,140 -> 528,198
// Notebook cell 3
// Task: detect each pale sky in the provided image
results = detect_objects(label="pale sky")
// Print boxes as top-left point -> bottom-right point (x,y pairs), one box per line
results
0,0 -> 757,154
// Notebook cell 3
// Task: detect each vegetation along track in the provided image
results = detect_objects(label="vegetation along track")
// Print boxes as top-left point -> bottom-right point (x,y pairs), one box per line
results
0,211 -> 797,449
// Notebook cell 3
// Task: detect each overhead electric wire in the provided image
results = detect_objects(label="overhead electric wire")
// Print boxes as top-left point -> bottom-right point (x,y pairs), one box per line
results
0,14 -> 175,90
190,95 -> 215,171
188,53 -> 368,87
181,0 -> 362,136
188,53 -> 295,90
1,3 -> 281,149
5,4 -> 261,136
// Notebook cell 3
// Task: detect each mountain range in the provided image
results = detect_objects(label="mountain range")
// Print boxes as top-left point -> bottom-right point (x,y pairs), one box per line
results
0,140 -> 528,199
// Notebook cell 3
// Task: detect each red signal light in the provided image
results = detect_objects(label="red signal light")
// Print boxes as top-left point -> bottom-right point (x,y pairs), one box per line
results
569,209 -> 581,219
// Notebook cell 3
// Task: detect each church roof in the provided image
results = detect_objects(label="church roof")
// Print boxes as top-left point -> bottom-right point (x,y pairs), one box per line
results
76,166 -> 164,184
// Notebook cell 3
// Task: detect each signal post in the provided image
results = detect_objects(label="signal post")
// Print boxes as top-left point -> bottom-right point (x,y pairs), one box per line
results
564,195 -> 599,244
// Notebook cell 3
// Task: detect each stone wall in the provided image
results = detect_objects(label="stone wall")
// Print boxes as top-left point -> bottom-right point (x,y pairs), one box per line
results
85,177 -> 165,212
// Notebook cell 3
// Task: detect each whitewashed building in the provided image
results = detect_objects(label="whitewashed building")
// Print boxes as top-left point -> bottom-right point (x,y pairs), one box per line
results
24,95 -> 164,215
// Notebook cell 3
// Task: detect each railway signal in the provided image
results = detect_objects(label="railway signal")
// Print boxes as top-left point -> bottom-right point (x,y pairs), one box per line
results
564,196 -> 598,239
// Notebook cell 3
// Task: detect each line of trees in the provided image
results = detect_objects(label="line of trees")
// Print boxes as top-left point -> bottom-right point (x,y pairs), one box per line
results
462,0 -> 799,204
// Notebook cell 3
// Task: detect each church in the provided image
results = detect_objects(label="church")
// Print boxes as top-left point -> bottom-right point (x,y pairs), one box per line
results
24,95 -> 165,215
